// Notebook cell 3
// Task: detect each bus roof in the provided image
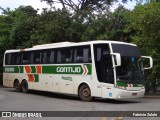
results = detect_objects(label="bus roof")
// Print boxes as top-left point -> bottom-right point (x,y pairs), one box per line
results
5,40 -> 137,53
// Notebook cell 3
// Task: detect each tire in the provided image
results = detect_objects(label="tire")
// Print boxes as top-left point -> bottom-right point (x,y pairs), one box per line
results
14,80 -> 21,92
21,80 -> 28,93
79,84 -> 92,101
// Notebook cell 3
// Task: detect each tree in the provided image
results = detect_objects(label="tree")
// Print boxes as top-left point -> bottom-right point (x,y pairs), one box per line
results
41,0 -> 113,11
31,8 -> 74,43
81,5 -> 132,41
9,6 -> 38,48
0,8 -> 15,85
0,6 -> 38,85
129,2 -> 160,92
41,0 -> 133,11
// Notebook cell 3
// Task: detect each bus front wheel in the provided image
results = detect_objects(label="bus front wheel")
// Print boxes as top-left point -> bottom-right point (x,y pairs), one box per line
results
21,80 -> 28,93
14,80 -> 21,92
79,84 -> 92,101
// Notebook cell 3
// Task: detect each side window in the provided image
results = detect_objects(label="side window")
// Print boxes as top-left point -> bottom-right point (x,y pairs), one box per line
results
5,52 -> 21,65
33,51 -> 42,64
22,52 -> 31,65
5,53 -> 12,65
83,48 -> 91,62
42,49 -> 55,64
74,48 -> 83,63
13,53 -> 21,65
57,48 -> 73,63
74,46 -> 92,63
50,50 -> 55,63
42,51 -> 48,64
94,44 -> 110,62
57,50 -> 62,63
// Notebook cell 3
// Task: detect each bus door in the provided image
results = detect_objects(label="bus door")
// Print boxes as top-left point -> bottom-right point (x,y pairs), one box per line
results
101,53 -> 114,98
93,44 -> 114,98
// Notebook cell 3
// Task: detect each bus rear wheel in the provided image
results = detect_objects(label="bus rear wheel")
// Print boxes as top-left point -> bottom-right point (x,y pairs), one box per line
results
21,80 -> 28,93
14,80 -> 21,92
79,84 -> 92,101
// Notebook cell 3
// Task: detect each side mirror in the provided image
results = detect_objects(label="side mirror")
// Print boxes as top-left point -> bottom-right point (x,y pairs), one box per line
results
111,53 -> 121,67
142,56 -> 153,70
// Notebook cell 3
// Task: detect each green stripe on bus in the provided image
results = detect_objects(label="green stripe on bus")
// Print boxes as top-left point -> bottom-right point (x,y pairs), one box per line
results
85,64 -> 92,75
34,74 -> 39,82
117,81 -> 128,87
42,65 -> 84,74
3,66 -> 19,73
19,66 -> 23,73
3,64 -> 92,75
31,66 -> 36,73
117,81 -> 143,87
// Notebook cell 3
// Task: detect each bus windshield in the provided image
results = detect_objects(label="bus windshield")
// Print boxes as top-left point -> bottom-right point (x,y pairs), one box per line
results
112,44 -> 144,84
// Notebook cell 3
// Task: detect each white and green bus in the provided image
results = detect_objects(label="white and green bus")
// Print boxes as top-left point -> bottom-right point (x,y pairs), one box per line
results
3,41 -> 153,101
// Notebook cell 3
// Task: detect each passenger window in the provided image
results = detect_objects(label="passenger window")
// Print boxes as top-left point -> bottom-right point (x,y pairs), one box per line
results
74,48 -> 83,62
74,46 -> 91,63
33,51 -> 42,64
14,53 -> 21,65
57,51 -> 62,63
42,51 -> 47,64
83,48 -> 90,62
22,52 -> 30,64
57,48 -> 73,63
42,50 -> 55,64
5,53 -> 12,65
50,51 -> 55,63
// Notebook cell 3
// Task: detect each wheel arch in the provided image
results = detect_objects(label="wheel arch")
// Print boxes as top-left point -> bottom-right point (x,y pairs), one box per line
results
21,79 -> 28,84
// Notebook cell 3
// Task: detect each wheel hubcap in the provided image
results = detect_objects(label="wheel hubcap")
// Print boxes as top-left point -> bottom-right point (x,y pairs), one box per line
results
83,88 -> 90,97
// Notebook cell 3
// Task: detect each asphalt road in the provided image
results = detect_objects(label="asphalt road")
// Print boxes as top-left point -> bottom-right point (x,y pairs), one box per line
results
0,87 -> 159,120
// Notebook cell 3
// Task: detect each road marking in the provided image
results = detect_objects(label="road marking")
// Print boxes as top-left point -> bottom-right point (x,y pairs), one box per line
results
111,117 -> 123,120
102,113 -> 107,120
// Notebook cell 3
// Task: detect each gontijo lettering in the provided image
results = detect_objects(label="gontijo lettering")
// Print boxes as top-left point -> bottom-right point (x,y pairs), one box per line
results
56,67 -> 81,73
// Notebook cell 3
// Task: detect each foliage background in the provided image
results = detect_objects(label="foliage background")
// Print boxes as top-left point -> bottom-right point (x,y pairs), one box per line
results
0,0 -> 159,94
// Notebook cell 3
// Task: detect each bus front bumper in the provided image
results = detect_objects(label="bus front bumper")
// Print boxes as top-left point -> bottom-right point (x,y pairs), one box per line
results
113,88 -> 145,99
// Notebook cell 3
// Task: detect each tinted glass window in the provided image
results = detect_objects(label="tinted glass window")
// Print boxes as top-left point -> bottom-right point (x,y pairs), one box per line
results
57,48 -> 73,63
5,45 -> 92,65
22,52 -> 31,65
5,52 -> 21,65
73,46 -> 91,63
5,53 -> 12,65
13,53 -> 21,65
33,51 -> 43,64
112,44 -> 141,57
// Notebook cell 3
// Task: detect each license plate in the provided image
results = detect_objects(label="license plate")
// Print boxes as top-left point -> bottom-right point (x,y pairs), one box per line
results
132,93 -> 137,96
